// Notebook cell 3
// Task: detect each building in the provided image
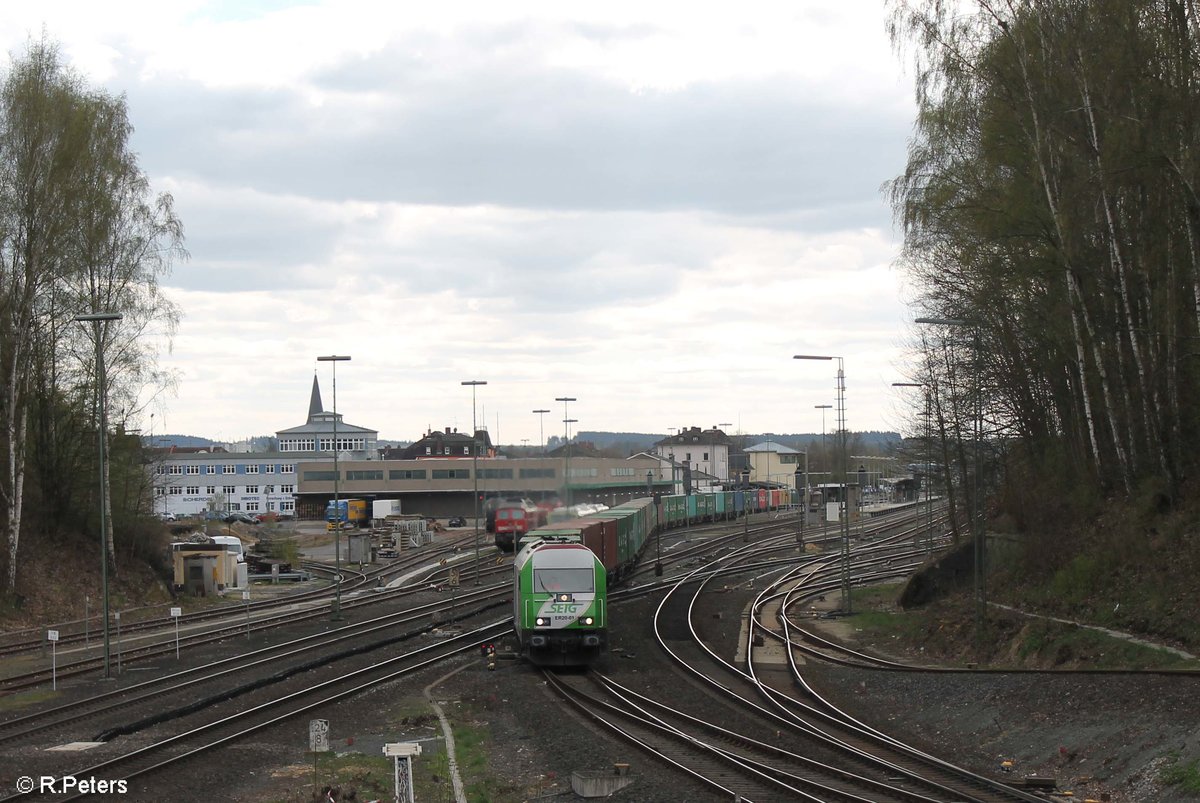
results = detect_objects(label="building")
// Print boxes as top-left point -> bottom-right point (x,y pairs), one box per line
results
152,378 -> 668,520
380,427 -> 494,460
275,375 -> 378,459
294,454 -> 667,520
652,426 -> 731,491
745,440 -> 806,489
152,374 -> 378,518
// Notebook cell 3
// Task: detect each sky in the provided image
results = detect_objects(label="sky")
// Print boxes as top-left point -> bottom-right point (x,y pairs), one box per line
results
1,2 -> 923,446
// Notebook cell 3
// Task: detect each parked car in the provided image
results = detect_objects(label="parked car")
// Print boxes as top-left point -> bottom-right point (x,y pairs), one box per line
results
448,516 -> 467,527
222,513 -> 258,525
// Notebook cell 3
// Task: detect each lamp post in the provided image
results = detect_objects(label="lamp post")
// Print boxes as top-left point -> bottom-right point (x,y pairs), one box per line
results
463,380 -> 487,585
814,404 -> 832,489
796,355 -> 850,613
75,311 -> 122,678
555,397 -> 576,506
317,354 -> 351,620
532,409 -> 550,455
915,316 -> 983,634
893,381 -> 934,554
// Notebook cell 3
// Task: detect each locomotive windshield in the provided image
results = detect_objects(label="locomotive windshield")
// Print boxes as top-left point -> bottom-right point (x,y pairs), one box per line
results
534,568 -> 595,593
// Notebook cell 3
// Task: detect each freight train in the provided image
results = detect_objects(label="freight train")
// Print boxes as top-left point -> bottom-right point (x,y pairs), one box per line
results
513,488 -> 795,665
513,538 -> 607,666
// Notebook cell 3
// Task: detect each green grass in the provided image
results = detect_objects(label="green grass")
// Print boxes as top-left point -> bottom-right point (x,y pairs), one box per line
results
844,580 -> 1199,670
0,688 -> 59,712
1161,752 -> 1200,793
300,751 -> 394,802
1010,620 -> 1196,669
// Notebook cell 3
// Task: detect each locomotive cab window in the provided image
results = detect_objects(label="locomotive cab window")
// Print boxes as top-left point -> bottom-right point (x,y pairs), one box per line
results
534,569 -> 594,593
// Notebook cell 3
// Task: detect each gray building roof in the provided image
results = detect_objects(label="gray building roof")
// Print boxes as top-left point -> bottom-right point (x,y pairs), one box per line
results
745,441 -> 800,454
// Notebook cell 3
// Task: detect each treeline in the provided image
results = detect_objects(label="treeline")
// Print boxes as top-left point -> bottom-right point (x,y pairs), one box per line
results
888,0 -> 1200,524
0,39 -> 184,596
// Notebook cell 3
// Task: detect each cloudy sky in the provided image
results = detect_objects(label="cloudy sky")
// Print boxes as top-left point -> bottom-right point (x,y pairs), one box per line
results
2,2 -> 922,446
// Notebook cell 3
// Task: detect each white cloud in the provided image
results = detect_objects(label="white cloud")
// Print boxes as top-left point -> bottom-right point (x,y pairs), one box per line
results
4,1 -> 922,445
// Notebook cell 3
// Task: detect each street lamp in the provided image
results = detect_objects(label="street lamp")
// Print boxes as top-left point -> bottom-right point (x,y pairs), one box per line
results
814,404 -> 832,488
317,354 -> 351,620
555,397 -> 576,506
915,316 -> 983,634
893,381 -> 934,555
532,409 -> 550,455
795,355 -> 850,613
75,311 -> 122,678
463,380 -> 487,584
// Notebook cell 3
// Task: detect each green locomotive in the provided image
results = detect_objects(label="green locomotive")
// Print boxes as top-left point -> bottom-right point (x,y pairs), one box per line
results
513,537 -> 607,666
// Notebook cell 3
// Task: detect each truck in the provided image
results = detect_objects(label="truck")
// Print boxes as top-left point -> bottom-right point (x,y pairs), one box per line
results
372,499 -> 402,520
325,498 -> 368,530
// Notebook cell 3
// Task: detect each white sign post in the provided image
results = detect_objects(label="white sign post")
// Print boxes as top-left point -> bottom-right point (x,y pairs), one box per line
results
242,591 -> 251,638
47,630 -> 59,690
383,742 -> 422,803
170,607 -> 182,659
309,718 -> 331,800
309,719 -> 330,752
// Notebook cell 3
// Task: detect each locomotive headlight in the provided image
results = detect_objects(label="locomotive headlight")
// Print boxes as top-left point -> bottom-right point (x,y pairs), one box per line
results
535,617 -> 547,626
582,616 -> 594,625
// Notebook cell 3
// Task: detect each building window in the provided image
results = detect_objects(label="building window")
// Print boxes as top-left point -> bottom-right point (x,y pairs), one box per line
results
610,467 -> 635,476
186,465 -> 200,475
155,487 -> 165,496
303,471 -> 338,482
168,486 -> 182,495
703,452 -> 709,461
518,468 -> 556,479
168,465 -> 183,475
425,446 -> 431,455
567,467 -> 598,478
280,500 -> 295,512
479,468 -> 513,480
463,446 -> 470,455
280,484 -> 294,494
207,465 -> 217,474
265,465 -> 275,474
281,464 -> 295,474
246,485 -> 259,494
185,486 -> 199,495
246,465 -> 259,474
347,470 -> 384,481
432,469 -> 470,480
780,454 -> 799,464
264,485 -> 274,493
223,465 -> 237,474
388,469 -> 427,480
229,503 -> 241,512
443,447 -> 450,455
246,501 -> 259,512
222,485 -> 236,495
206,486 -> 216,495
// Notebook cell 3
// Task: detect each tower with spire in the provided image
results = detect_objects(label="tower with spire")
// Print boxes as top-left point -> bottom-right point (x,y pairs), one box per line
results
275,374 -> 377,458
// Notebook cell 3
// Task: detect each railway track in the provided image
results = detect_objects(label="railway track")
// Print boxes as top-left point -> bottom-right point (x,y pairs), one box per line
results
0,621 -> 510,802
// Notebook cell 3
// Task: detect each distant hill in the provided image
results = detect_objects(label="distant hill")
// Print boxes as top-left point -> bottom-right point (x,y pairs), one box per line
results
562,430 -> 902,454
145,434 -> 216,449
